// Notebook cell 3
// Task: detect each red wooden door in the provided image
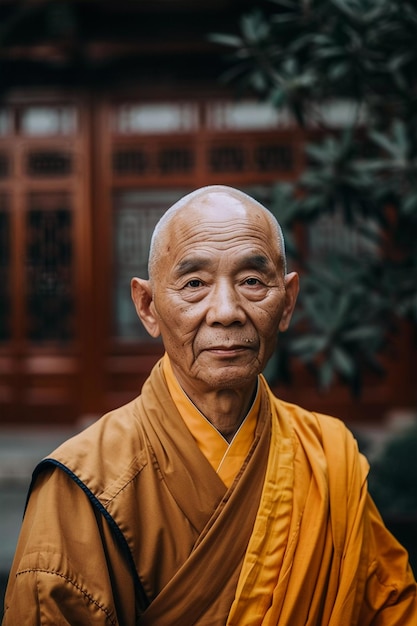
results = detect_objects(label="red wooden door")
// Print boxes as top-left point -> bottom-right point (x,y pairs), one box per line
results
0,95 -> 92,424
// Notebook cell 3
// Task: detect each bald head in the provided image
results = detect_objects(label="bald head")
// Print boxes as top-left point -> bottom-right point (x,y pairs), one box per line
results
148,185 -> 287,283
131,184 -> 299,400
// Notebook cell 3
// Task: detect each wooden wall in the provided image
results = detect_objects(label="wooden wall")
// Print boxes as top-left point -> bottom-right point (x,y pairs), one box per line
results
0,90 -> 414,426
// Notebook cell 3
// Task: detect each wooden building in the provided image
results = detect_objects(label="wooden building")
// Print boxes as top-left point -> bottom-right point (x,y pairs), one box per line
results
0,0 -> 414,426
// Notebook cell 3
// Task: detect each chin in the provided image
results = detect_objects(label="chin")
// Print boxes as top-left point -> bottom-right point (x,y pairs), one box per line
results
201,367 -> 260,391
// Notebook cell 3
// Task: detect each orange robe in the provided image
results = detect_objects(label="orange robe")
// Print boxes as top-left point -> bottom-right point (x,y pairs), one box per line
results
228,386 -> 417,624
2,358 -> 416,625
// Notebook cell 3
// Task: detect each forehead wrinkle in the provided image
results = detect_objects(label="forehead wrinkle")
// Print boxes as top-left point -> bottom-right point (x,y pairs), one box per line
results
173,219 -> 249,243
173,252 -> 275,281
172,218 -> 275,252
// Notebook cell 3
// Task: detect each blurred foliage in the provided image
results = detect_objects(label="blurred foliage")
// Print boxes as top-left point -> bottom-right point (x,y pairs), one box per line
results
212,0 -> 417,393
367,423 -> 417,516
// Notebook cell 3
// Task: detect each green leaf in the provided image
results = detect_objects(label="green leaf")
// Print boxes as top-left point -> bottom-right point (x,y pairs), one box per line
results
314,46 -> 346,60
207,34 -> 243,48
342,325 -> 382,343
402,193 -> 417,216
327,62 -> 350,81
331,346 -> 355,378
369,129 -> 405,159
290,335 -> 328,358
270,87 -> 288,108
241,12 -> 270,44
318,360 -> 335,390
250,71 -> 269,92
392,120 -> 408,152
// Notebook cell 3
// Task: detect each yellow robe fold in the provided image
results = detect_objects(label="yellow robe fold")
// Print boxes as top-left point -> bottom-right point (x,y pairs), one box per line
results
227,386 -> 416,625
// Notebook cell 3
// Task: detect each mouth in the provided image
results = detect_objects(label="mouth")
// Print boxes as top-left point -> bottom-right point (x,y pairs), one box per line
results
205,343 -> 255,355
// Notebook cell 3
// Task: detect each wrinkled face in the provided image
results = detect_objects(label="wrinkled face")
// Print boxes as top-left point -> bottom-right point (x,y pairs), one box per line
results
135,191 -> 298,396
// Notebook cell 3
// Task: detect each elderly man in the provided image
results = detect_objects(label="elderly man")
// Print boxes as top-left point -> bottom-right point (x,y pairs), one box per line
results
3,185 -> 416,625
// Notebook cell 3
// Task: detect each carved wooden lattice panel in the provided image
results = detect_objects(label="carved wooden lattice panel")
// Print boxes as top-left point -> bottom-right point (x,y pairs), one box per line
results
0,152 -> 11,178
0,194 -> 10,341
25,192 -> 74,342
109,100 -> 300,185
112,138 -> 295,179
112,142 -> 195,177
208,139 -> 294,174
112,190 -> 183,339
0,99 -> 91,424
26,150 -> 73,177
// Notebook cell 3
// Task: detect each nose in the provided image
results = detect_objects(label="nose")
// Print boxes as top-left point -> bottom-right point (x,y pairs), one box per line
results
205,279 -> 246,326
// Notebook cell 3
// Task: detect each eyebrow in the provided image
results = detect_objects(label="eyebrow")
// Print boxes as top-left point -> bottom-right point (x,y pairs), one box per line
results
242,254 -> 271,271
173,253 -> 273,278
174,257 -> 211,277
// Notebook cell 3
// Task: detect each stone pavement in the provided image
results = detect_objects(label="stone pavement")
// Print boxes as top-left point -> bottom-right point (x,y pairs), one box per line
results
0,426 -> 79,617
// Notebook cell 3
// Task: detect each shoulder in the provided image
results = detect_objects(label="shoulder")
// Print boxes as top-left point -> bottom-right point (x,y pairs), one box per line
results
36,396 -> 147,497
32,359 -> 169,501
269,392 -> 369,479
270,393 -> 352,443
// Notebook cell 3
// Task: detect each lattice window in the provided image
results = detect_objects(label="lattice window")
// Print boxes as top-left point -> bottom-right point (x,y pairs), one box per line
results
0,153 -> 11,178
20,106 -> 77,136
209,145 -> 245,173
26,150 -> 73,177
208,142 -> 294,174
113,145 -> 195,177
0,109 -> 13,136
254,143 -> 293,172
113,149 -> 148,175
157,147 -> 194,175
113,190 -> 184,340
0,195 -> 10,341
206,101 -> 292,131
112,103 -> 199,135
25,193 -> 74,342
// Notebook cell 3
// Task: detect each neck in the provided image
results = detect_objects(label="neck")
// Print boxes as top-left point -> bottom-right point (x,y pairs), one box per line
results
183,383 -> 258,442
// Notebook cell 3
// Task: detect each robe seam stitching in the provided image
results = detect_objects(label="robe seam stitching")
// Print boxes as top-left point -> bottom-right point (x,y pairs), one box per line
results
17,568 -> 117,625
29,458 -> 150,611
100,471 -> 140,505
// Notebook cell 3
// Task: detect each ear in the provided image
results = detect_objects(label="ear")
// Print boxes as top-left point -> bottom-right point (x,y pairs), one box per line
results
131,277 -> 161,338
278,272 -> 299,332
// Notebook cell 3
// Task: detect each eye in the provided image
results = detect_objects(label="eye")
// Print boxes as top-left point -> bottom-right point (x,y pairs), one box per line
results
185,279 -> 203,288
244,277 -> 261,286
